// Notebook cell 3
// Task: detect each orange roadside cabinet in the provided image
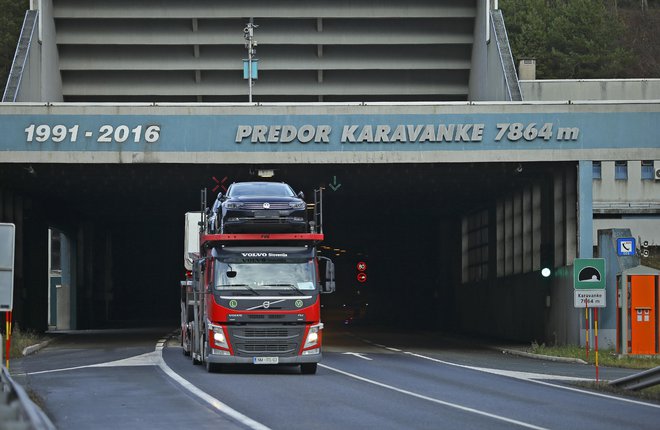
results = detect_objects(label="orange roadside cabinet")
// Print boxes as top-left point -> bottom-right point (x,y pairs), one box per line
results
617,266 -> 660,355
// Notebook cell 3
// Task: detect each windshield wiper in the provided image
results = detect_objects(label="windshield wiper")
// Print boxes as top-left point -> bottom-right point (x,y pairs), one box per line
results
263,283 -> 306,295
216,284 -> 260,295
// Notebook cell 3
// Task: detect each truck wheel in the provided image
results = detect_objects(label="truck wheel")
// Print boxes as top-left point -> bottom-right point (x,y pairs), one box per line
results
300,363 -> 317,375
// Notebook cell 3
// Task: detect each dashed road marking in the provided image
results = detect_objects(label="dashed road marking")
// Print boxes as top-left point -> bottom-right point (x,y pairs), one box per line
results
319,363 -> 549,430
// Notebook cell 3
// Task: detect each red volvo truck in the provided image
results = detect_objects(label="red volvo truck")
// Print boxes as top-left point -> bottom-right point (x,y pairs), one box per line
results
181,187 -> 335,374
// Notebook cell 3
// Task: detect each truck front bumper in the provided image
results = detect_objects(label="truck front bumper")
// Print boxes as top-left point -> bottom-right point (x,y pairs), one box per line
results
206,351 -> 322,365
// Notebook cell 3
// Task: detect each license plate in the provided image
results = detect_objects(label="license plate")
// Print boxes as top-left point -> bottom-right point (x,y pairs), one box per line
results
253,356 -> 279,365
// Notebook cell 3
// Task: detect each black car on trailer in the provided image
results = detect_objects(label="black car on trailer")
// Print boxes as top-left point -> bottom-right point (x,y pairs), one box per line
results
209,182 -> 308,233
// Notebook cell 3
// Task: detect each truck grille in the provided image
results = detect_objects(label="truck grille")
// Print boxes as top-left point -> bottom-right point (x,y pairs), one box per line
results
229,325 -> 304,357
242,202 -> 291,210
244,328 -> 289,337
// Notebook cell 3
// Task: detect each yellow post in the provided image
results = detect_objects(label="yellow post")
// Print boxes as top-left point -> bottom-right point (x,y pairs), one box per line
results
5,311 -> 11,369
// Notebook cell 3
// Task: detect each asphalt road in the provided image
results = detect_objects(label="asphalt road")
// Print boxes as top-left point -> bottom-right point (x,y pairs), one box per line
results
9,326 -> 660,430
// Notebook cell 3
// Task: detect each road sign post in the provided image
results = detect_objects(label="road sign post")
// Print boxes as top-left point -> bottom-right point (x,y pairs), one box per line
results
573,258 -> 606,381
0,223 -> 15,368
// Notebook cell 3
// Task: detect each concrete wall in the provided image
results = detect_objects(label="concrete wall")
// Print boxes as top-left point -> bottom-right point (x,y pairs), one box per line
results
469,6 -> 521,101
0,189 -> 49,332
520,79 -> 660,101
37,0 -> 63,102
592,160 -> 660,245
594,161 -> 660,206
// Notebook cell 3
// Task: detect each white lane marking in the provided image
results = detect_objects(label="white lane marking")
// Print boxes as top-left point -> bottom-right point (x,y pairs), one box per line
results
363,345 -> 660,410
23,336 -> 273,430
154,341 -> 272,430
385,347 -> 402,352
401,351 -> 660,409
319,363 -> 549,430
403,351 -> 590,382
23,352 -> 161,375
342,352 -> 373,361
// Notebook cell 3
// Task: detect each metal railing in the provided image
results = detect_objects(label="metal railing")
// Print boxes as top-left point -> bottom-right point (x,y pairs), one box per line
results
609,366 -> 660,391
2,10 -> 37,102
0,365 -> 56,430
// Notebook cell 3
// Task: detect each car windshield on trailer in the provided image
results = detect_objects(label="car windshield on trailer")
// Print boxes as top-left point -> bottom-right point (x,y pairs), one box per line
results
228,182 -> 296,198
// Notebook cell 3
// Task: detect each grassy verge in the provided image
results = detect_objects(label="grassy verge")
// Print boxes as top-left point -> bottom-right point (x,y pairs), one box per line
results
528,342 -> 660,369
1,328 -> 49,359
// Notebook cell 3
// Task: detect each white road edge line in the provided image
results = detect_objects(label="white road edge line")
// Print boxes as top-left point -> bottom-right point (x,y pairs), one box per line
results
319,363 -> 549,430
154,338 -> 272,430
402,351 -> 660,410
403,351 -> 590,381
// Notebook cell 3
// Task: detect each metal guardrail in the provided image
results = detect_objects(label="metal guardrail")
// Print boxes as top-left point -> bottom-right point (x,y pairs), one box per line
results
0,365 -> 56,430
609,366 -> 660,391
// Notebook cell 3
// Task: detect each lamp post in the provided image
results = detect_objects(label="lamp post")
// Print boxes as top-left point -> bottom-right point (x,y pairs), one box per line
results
243,18 -> 258,103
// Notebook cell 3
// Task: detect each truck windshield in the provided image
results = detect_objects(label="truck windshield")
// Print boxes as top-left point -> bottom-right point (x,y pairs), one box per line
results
215,260 -> 316,293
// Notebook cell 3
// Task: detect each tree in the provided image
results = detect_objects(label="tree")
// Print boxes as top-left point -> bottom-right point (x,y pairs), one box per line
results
1,0 -> 30,93
501,0 -> 634,79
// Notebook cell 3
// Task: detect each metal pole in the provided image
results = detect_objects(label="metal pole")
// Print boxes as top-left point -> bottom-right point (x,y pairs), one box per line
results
248,17 -> 253,103
244,18 -> 257,103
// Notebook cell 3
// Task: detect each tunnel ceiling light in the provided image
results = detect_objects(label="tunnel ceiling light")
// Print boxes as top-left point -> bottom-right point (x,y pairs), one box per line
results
541,267 -> 552,278
257,169 -> 275,178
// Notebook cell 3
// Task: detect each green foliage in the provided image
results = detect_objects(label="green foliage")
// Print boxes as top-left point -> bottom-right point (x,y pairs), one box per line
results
1,326 -> 48,359
501,0 -> 634,78
0,0 -> 30,92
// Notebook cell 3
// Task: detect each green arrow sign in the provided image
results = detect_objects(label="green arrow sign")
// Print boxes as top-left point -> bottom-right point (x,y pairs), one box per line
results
573,258 -> 606,290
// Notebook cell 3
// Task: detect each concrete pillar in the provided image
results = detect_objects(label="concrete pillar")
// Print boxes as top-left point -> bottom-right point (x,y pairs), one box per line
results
58,230 -> 76,330
578,160 -> 593,259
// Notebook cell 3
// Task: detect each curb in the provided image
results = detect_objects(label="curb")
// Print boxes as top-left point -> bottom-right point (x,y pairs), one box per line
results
501,348 -> 588,365
22,339 -> 54,356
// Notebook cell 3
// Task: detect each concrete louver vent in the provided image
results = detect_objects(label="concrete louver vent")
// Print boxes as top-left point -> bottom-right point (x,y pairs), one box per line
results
53,0 -> 476,102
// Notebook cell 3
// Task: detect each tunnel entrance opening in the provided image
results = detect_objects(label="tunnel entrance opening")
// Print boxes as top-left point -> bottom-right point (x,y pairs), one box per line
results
1,161 -> 570,335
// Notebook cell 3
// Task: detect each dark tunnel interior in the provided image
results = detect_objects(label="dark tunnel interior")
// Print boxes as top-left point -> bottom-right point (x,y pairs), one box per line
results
0,161 -> 565,330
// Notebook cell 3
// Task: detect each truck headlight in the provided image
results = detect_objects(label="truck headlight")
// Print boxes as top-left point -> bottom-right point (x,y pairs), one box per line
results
210,325 -> 229,349
303,324 -> 323,349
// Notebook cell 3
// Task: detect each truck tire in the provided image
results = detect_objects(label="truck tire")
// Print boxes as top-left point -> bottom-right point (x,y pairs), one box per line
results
300,363 -> 317,375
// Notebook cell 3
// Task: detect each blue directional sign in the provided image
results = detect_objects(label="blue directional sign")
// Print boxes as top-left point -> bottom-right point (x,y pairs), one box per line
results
617,237 -> 636,256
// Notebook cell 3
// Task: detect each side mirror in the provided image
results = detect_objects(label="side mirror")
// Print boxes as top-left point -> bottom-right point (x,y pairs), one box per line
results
298,191 -> 305,199
318,256 -> 335,294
